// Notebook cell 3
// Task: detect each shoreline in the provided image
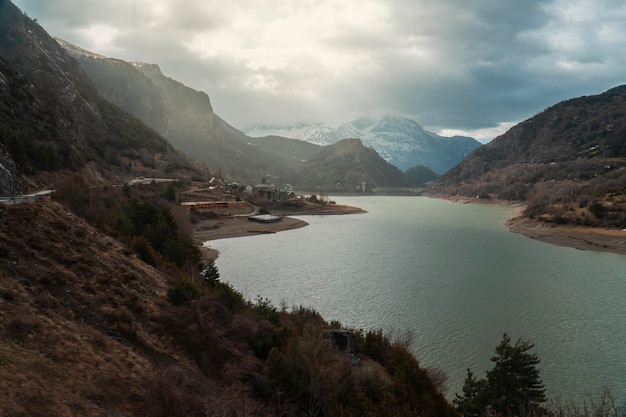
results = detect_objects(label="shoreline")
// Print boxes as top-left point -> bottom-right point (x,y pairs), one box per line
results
193,203 -> 365,262
506,214 -> 626,256
435,194 -> 626,256
194,196 -> 626,261
193,216 -> 309,262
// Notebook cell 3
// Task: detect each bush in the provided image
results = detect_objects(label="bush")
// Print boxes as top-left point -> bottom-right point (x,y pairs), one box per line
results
251,296 -> 279,325
167,280 -> 200,305
211,282 -> 246,312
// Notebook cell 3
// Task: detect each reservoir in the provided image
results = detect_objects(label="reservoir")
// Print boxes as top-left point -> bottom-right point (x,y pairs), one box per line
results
207,196 -> 626,402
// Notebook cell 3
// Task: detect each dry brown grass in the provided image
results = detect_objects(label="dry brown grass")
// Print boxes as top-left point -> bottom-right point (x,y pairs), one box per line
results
0,199 -> 458,417
0,201 -> 174,416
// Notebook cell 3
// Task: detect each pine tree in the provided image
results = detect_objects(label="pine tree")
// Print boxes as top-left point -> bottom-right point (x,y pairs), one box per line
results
454,334 -> 546,417
454,369 -> 487,417
485,334 -> 546,416
202,261 -> 220,287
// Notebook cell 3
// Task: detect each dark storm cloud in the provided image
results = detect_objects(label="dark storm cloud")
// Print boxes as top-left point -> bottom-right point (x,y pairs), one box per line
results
11,0 -> 626,141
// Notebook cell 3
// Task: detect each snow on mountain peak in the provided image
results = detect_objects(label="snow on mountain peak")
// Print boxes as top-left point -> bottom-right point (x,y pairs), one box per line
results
297,115 -> 481,173
243,115 -> 481,173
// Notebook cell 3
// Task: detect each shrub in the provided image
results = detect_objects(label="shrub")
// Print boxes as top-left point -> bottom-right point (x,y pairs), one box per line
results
251,296 -> 279,325
211,282 -> 246,312
167,280 -> 200,305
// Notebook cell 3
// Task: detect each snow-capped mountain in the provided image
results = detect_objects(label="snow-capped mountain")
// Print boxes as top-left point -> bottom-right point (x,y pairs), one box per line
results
246,115 -> 481,174
243,122 -> 323,140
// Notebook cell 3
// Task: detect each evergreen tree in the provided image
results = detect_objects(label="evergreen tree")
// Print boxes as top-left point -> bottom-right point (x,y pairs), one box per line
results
202,261 -> 220,287
485,334 -> 546,416
454,369 -> 487,417
454,334 -> 546,417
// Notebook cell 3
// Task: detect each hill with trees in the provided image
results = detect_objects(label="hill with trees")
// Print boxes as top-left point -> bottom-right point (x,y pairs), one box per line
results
434,86 -> 626,229
0,0 -> 203,195
290,138 -> 413,192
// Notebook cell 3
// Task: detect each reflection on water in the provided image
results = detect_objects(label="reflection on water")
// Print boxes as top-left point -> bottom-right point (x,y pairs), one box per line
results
208,196 -> 626,402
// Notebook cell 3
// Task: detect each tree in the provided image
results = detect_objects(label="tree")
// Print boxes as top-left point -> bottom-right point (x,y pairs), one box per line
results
454,334 -> 546,417
454,369 -> 487,417
485,334 -> 546,416
202,261 -> 220,287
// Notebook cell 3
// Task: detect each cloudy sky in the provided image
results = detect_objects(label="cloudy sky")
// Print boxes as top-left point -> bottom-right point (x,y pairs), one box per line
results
13,0 -> 626,141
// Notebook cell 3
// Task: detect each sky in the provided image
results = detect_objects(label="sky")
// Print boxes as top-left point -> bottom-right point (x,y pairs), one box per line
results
12,0 -> 626,142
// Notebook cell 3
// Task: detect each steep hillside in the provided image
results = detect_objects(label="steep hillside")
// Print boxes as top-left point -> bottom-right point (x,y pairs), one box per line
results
0,201 -> 174,416
436,86 -> 626,228
60,40 -> 294,182
291,138 -> 412,192
0,0 -> 201,192
251,115 -> 481,173
0,200 -> 456,417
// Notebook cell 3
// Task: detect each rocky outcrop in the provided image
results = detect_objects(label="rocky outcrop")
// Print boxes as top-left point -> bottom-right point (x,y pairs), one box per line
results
0,150 -> 20,195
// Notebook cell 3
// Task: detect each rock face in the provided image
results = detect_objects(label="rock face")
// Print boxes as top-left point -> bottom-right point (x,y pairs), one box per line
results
61,40 -> 295,182
0,150 -> 20,195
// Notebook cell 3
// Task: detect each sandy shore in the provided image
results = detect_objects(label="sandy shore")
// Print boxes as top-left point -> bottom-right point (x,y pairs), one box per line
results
507,214 -> 626,256
432,193 -> 626,255
193,203 -> 365,261
194,196 -> 626,260
193,216 -> 309,261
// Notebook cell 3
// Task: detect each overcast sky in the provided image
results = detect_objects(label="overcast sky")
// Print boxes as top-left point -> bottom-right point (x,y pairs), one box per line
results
13,0 -> 626,141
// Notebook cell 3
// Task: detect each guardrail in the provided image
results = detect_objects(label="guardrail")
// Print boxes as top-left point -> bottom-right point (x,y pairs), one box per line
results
0,190 -> 55,205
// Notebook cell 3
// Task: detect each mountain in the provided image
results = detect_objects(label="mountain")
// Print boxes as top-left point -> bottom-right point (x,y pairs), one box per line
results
0,1 -> 201,193
435,86 -> 626,228
243,122 -> 323,139
291,138 -> 411,191
245,135 -> 323,162
59,39 -> 293,182
1,3 -> 459,416
248,116 -> 481,174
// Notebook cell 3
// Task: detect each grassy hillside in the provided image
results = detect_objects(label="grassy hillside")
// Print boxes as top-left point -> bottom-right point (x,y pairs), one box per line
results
0,198 -> 457,417
435,86 -> 626,228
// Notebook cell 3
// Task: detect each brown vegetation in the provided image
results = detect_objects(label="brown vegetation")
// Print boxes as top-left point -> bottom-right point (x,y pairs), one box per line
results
435,86 -> 626,233
0,196 -> 453,416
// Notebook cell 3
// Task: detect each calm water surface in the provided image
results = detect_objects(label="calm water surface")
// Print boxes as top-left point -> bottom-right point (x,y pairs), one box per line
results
206,196 -> 626,401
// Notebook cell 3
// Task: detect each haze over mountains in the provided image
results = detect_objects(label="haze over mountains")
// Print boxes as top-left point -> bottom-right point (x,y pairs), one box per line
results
57,37 -> 480,184
0,1 -> 202,195
246,116 -> 481,174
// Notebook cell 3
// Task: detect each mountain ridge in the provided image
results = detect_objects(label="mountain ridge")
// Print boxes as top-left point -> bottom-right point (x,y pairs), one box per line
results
60,39 -> 296,182
0,0 -> 203,193
291,138 -> 412,191
245,115 -> 481,174
435,85 -> 626,229
60,39 -> 414,189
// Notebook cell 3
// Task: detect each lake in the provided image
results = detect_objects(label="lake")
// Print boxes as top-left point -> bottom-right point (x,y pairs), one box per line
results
206,196 -> 626,403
